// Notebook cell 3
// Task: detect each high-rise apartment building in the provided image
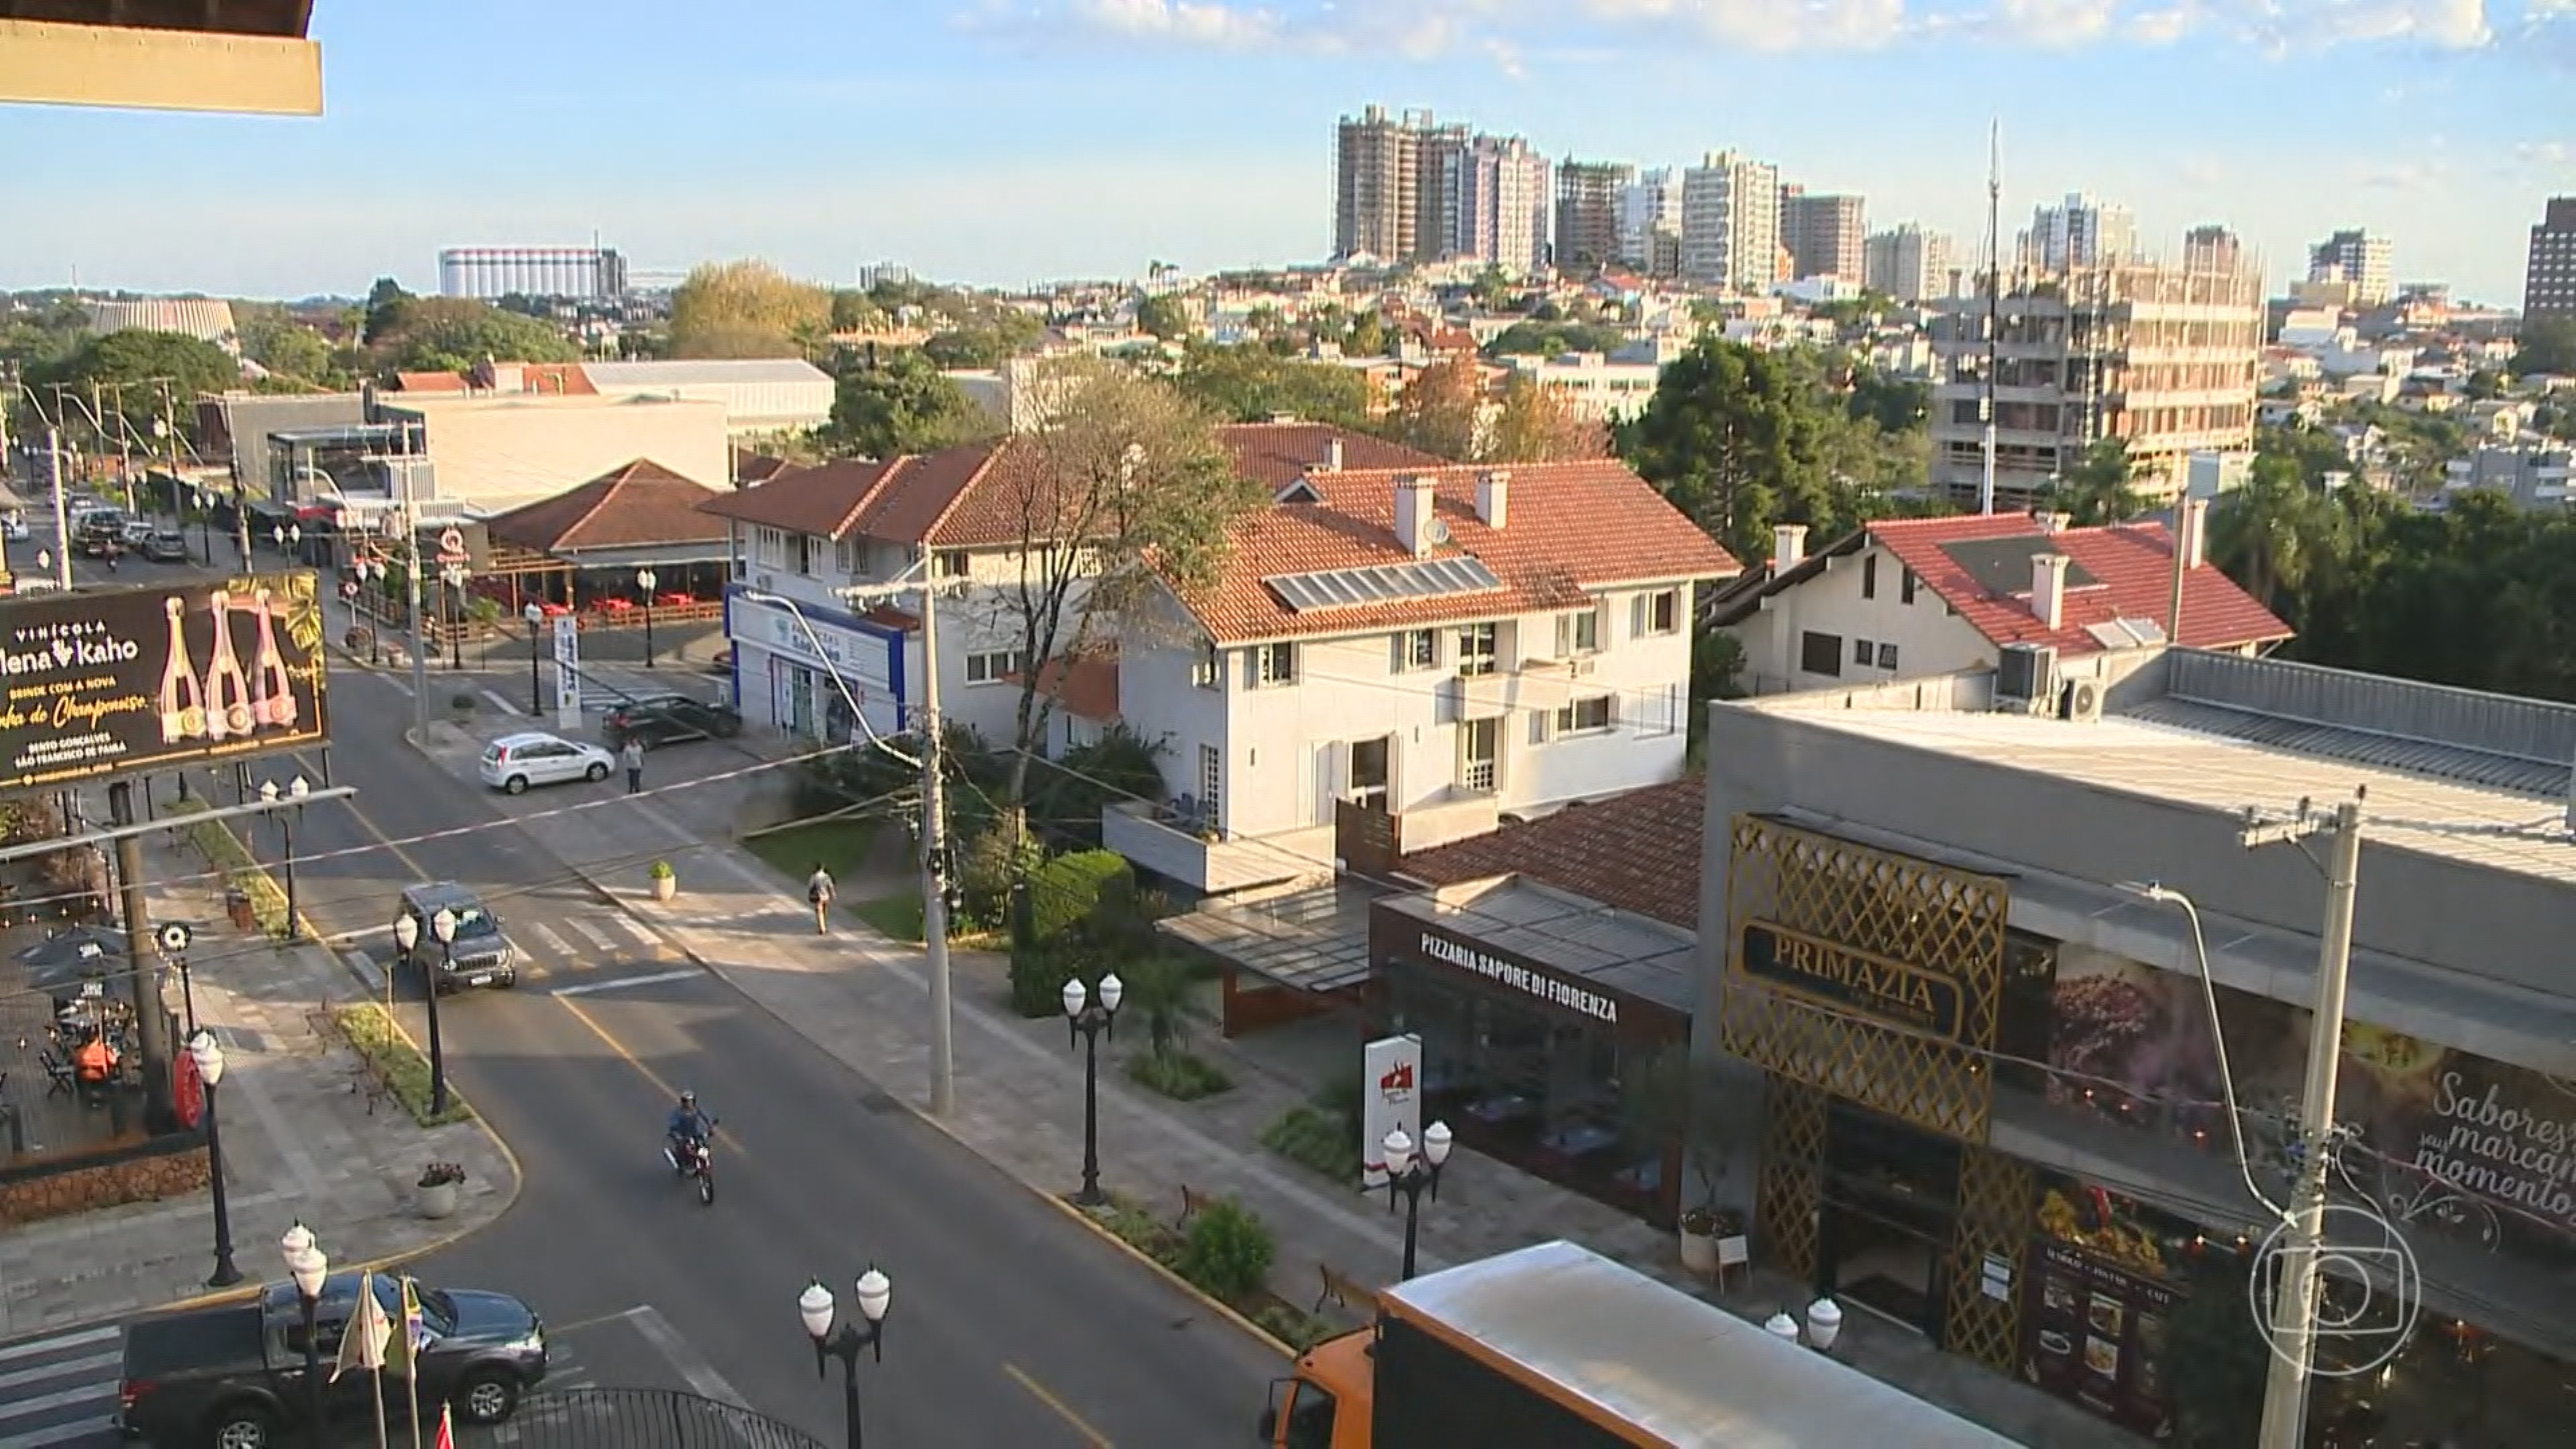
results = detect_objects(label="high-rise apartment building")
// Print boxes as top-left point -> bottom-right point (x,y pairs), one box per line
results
1411,121 -> 1474,263
1617,168 -> 1683,277
2018,193 -> 2137,272
2525,197 -> 2576,321
1780,189 -> 1867,282
1929,251 -> 2261,511
439,246 -> 627,301
1554,161 -> 1635,274
1335,104 -> 1433,263
1447,135 -> 1552,275
2306,228 -> 2394,307
1680,151 -> 1781,292
1863,225 -> 1954,304
2183,225 -> 2252,278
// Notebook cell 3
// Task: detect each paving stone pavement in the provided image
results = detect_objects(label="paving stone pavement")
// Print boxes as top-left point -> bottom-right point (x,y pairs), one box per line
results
402,733 -> 2142,1448
0,817 -> 518,1339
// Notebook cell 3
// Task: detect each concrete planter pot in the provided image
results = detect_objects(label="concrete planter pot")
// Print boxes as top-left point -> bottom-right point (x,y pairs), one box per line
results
649,871 -> 677,902
417,1181 -> 459,1220
1678,1227 -> 1719,1277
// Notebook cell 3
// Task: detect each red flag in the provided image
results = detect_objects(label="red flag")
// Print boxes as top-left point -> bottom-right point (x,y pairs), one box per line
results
434,1403 -> 453,1449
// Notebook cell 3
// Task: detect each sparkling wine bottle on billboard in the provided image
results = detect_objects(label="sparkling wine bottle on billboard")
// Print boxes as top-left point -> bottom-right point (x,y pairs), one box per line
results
250,588 -> 297,729
203,589 -> 256,740
159,596 -> 207,743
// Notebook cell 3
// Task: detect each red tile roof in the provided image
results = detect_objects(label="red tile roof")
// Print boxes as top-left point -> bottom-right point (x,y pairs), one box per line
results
392,363 -> 596,396
1012,654 -> 1121,722
486,460 -> 731,553
1183,462 -> 1739,645
1214,423 -> 1451,490
1869,514 -> 2292,655
1399,778 -> 1705,932
697,455 -> 911,539
733,451 -> 794,487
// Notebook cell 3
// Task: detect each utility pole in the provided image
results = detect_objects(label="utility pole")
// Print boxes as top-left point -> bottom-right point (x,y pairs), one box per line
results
107,782 -> 177,1130
401,465 -> 431,744
1978,118 -> 2002,517
46,427 -> 73,590
2244,791 -> 2365,1449
917,580 -> 955,1117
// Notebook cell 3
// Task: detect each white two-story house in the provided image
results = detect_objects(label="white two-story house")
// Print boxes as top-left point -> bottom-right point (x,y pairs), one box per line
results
1707,506 -> 2292,698
1104,461 -> 1739,896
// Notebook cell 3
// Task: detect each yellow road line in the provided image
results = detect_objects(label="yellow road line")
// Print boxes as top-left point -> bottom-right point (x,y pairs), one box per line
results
1004,1362 -> 1116,1447
551,991 -> 755,1163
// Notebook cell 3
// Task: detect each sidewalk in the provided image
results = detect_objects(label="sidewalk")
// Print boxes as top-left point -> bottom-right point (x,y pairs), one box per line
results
406,722 -> 2135,1448
0,810 -> 517,1338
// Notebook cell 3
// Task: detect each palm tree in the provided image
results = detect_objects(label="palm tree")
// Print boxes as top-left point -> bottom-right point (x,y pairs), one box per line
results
2206,458 -> 2332,615
2052,439 -> 2147,526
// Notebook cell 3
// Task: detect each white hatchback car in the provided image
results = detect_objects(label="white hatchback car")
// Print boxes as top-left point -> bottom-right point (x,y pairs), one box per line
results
479,732 -> 616,794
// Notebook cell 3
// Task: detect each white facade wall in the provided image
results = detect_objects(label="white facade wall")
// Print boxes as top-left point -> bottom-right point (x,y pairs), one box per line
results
1680,152 -> 1780,292
387,396 -> 731,513
580,362 -> 835,436
1729,545 -> 1995,695
1501,354 -> 1662,421
1118,586 -> 1699,885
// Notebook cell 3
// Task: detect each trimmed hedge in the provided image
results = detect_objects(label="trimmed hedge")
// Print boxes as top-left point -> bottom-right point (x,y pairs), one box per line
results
166,798 -> 291,937
1258,1104 -> 1362,1185
1027,849 -> 1131,943
332,1003 -> 475,1127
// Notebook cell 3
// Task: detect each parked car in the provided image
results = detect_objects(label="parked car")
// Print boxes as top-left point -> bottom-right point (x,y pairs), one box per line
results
142,529 -> 189,562
117,1271 -> 548,1447
395,881 -> 519,989
478,731 -> 615,794
602,694 -> 743,749
121,519 -> 156,545
74,510 -> 129,554
0,510 -> 26,541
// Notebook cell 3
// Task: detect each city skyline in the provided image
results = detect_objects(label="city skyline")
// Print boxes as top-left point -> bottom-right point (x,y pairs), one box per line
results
0,0 -> 2565,303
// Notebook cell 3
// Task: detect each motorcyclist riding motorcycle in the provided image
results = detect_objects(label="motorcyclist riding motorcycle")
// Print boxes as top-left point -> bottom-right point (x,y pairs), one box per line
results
666,1091 -> 712,1173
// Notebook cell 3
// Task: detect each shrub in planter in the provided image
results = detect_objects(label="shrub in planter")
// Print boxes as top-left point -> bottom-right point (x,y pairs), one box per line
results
1258,1104 -> 1362,1183
449,692 -> 478,715
1124,1049 -> 1233,1102
418,1162 -> 468,1189
1179,1197 -> 1275,1305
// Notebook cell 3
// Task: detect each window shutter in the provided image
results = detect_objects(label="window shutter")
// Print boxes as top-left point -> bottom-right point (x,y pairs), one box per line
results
1631,594 -> 1648,638
1530,710 -> 1551,745
1314,742 -> 1351,824
1554,614 -> 1571,657
1593,600 -> 1611,650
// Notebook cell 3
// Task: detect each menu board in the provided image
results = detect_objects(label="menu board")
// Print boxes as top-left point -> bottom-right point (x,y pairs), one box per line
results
2019,1238 -> 2181,1439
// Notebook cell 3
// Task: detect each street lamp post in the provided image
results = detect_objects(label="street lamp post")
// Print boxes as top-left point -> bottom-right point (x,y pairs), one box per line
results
800,1270 -> 892,1449
257,777 -> 310,939
636,568 -> 658,669
271,523 -> 302,564
189,1030 -> 242,1287
1381,1120 -> 1453,1281
158,922 -> 197,1036
442,563 -> 468,670
1061,973 -> 1124,1206
522,602 -> 545,714
281,1222 -> 330,1438
419,908 -> 455,1118
191,488 -> 211,564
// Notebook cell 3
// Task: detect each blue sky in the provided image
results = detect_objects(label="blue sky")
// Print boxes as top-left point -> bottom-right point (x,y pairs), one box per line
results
2,0 -> 2568,303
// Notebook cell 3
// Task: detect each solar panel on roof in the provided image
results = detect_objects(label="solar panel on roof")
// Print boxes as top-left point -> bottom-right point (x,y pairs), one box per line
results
1262,556 -> 1505,612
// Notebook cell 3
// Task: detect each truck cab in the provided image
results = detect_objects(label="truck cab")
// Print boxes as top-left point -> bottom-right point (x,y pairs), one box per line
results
1260,1329 -> 1375,1449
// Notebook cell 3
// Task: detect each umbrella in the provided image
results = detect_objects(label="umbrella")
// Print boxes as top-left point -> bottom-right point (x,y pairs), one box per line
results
19,925 -> 131,988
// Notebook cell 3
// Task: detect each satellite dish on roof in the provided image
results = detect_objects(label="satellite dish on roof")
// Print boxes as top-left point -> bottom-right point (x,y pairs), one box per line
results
1426,519 -> 1452,546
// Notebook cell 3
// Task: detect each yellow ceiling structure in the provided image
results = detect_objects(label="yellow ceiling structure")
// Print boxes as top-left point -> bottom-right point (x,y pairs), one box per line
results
0,3 -> 320,115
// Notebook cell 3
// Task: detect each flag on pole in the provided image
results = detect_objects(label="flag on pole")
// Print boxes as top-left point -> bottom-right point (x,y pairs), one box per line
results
433,1404 -> 454,1449
390,1277 -> 427,1380
331,1271 -> 392,1383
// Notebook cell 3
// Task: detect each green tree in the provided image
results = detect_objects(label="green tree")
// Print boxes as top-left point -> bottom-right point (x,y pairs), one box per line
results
1483,374 -> 1602,462
1171,344 -> 1371,428
1469,266 -> 1515,311
374,298 -> 578,373
1483,321 -> 1628,358
1624,338 -> 1838,566
828,289 -> 887,333
923,328 -> 1012,369
2051,438 -> 2148,526
361,276 -> 411,345
824,349 -> 994,460
1135,293 -> 1194,341
32,329 -> 239,402
2207,455 -> 2337,614
241,313 -> 342,387
1385,355 -> 1482,461
1344,311 -> 1389,358
2512,315 -> 2576,376
669,259 -> 832,360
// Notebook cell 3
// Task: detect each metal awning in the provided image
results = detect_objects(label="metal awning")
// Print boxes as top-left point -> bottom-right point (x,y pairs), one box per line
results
1381,876 -> 1699,1018
1159,880 -> 1375,994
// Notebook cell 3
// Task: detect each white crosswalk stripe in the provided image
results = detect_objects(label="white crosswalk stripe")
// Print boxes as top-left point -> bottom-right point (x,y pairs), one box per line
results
0,1324 -> 597,1449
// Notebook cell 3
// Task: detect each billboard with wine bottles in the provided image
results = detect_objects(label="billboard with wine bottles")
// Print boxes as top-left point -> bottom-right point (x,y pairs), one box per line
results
0,572 -> 329,794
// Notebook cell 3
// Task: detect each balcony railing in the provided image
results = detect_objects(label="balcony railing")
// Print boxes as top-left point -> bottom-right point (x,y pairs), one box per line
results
456,1389 -> 824,1448
1102,801 -> 1330,894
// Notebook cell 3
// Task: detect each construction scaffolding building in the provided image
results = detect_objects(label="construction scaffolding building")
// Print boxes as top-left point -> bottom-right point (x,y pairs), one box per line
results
1929,257 -> 2263,513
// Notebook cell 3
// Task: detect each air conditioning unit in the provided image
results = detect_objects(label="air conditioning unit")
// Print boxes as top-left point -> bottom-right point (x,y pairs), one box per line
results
2061,677 -> 2104,723
1996,643 -> 2059,714
1570,657 -> 1597,678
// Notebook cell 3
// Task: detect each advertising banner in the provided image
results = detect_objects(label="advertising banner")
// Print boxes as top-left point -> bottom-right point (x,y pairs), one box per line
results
550,615 -> 581,730
2018,1185 -> 2184,1440
2041,948 -> 2576,1254
1361,1033 -> 1423,1190
0,572 -> 327,794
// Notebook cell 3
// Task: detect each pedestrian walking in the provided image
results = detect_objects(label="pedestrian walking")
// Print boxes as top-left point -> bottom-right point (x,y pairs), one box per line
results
620,738 -> 645,795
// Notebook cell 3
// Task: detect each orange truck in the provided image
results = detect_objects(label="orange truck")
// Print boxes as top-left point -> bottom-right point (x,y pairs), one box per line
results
1258,1240 -> 2025,1449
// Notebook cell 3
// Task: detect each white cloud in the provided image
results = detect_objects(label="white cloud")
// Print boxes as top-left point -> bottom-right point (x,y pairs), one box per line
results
1993,0 -> 2120,45
1067,0 -> 1287,46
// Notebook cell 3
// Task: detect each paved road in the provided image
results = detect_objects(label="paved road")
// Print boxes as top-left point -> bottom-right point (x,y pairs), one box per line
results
165,665 -> 1281,1447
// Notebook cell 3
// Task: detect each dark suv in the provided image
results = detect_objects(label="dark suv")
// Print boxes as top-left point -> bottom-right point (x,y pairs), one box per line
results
602,694 -> 743,749
395,881 -> 519,991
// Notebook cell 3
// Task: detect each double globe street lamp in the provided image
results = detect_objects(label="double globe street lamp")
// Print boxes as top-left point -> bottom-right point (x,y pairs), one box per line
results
522,602 -> 546,714
280,1222 -> 331,1434
636,568 -> 659,669
1062,973 -> 1123,1207
256,776 -> 312,938
1381,1120 -> 1453,1282
391,908 -> 453,1118
189,1030 -> 241,1287
800,1269 -> 893,1449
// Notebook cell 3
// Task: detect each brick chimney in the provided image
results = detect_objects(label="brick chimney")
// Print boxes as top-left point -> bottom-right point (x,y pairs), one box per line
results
1324,436 -> 1345,472
1475,470 -> 1509,530
2032,552 -> 2070,630
1772,524 -> 1808,572
1394,475 -> 1439,557
2180,496 -> 2210,569
2035,511 -> 2072,535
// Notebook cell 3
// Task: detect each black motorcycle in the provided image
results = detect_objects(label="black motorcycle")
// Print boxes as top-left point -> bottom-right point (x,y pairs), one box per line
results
664,1123 -> 718,1205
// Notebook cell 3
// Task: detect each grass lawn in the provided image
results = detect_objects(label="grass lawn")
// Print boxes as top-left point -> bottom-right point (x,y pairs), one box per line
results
743,819 -> 878,886
849,892 -> 925,942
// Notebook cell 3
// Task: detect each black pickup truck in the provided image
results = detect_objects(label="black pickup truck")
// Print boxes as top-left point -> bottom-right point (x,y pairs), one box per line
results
117,1273 -> 549,1448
